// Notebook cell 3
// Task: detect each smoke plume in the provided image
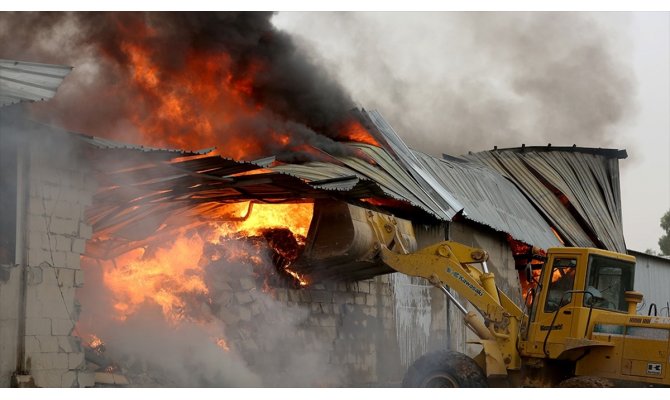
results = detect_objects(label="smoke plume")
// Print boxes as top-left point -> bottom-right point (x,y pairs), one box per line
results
274,12 -> 635,155
0,12 -> 361,160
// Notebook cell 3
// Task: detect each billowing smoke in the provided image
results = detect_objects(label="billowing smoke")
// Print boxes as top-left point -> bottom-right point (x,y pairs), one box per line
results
274,12 -> 635,155
0,12 -> 364,161
77,237 -> 346,387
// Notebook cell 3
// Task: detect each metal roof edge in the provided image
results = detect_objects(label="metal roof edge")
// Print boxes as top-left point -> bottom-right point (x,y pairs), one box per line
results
473,145 -> 627,160
627,249 -> 670,263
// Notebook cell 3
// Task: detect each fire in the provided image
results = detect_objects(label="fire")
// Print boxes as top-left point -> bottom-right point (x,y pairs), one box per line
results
215,337 -> 230,352
87,334 -> 105,352
102,234 -> 207,323
102,17 -> 378,161
99,202 -> 314,325
285,269 -> 308,287
214,202 -> 314,240
340,119 -> 379,147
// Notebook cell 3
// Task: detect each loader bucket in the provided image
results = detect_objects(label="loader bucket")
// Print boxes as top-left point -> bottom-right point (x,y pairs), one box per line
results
291,199 -> 417,281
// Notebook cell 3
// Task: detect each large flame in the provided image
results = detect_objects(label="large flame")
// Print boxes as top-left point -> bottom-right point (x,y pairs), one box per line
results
99,202 -> 314,324
105,18 -> 379,161
102,233 -> 208,323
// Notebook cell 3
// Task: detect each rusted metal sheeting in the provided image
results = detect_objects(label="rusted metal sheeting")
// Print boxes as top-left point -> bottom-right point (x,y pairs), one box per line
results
466,147 -> 627,253
413,151 -> 561,250
0,59 -> 72,107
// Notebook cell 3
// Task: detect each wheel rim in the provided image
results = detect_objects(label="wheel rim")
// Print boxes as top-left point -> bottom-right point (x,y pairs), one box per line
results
421,372 -> 459,388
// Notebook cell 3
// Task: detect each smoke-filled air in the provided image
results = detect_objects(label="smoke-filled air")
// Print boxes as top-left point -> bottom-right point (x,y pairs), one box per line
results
273,12 -> 635,155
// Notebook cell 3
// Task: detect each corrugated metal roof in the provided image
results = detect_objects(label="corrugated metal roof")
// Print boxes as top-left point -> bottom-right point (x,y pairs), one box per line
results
0,59 -> 72,107
412,150 -> 561,249
363,109 -> 461,220
465,147 -> 627,253
78,110 -> 628,256
75,133 -> 215,155
84,112 -> 570,252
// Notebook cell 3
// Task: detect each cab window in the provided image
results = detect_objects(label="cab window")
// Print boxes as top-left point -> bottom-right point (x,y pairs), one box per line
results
544,258 -> 577,312
583,255 -> 634,312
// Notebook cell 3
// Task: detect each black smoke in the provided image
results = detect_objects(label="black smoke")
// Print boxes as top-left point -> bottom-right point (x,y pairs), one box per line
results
0,12 -> 360,160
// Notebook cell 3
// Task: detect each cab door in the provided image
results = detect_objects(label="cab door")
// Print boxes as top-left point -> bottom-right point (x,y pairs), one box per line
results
526,255 -> 579,357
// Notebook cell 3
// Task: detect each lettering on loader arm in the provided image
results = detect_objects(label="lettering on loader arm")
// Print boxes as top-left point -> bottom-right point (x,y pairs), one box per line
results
446,267 -> 484,297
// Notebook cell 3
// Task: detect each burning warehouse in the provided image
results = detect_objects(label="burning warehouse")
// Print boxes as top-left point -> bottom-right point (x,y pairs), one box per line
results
0,12 -> 644,389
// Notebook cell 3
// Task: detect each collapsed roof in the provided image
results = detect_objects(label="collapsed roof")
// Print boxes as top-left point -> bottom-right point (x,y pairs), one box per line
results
68,110 -> 624,259
2,106 -> 626,260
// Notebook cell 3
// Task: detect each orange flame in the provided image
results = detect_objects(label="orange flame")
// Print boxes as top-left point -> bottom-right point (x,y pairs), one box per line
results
214,202 -> 314,240
215,337 -> 231,352
100,202 -> 314,324
340,119 -> 379,147
102,234 -> 207,323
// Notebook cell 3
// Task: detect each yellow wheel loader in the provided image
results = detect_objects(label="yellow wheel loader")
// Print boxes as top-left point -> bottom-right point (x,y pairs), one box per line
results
294,200 -> 670,388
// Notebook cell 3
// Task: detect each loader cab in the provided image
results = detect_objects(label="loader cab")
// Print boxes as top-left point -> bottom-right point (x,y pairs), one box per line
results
522,248 -> 636,358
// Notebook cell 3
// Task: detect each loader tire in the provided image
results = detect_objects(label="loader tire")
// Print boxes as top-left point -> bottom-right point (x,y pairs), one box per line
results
558,376 -> 614,388
402,350 -> 488,388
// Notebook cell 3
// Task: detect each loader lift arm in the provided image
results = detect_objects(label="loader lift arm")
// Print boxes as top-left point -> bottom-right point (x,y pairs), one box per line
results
379,241 -> 526,374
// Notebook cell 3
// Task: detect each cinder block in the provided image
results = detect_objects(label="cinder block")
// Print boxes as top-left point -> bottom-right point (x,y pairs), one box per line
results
354,293 -> 366,305
27,215 -> 48,233
28,232 -> 50,251
298,290 -> 311,303
55,268 -> 74,287
287,290 -> 300,303
32,370 -> 63,388
78,223 -> 92,239
65,252 -> 81,269
51,252 -> 66,268
68,352 -> 85,369
49,218 -> 78,236
310,290 -> 333,303
365,294 -> 377,307
53,201 -> 80,222
28,196 -> 46,215
319,315 -> 338,327
333,292 -> 353,305
35,335 -> 59,352
27,249 -> 50,267
71,238 -> 86,254
74,270 -> 85,288
61,371 -> 77,387
358,282 -> 371,294
31,352 -> 68,370
54,236 -> 71,252
25,336 -> 41,353
77,371 -> 95,388
57,336 -> 81,353
25,318 -> 51,336
51,318 -> 74,336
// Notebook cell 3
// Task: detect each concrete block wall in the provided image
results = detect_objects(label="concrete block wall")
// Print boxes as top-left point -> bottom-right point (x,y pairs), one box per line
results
19,143 -> 96,387
208,267 -> 447,387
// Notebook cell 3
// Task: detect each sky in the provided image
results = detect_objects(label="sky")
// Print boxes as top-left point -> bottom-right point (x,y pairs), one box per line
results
273,11 -> 670,253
